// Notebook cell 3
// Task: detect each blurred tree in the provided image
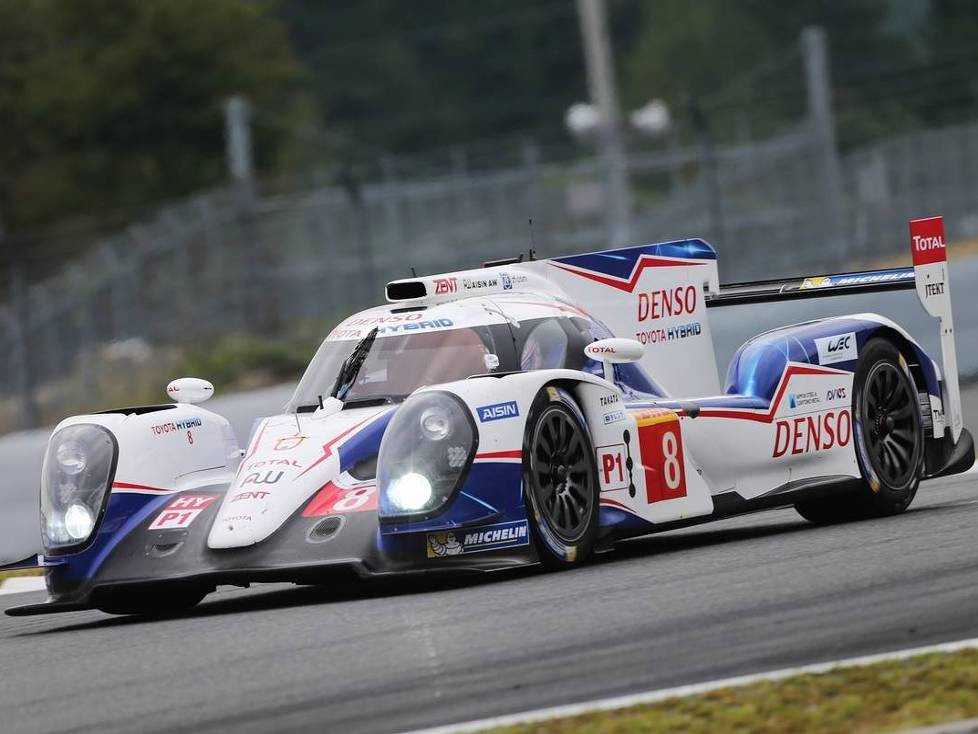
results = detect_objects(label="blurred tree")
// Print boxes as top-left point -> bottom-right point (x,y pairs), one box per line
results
0,0 -> 301,257
277,0 -> 644,165
621,0 -> 917,146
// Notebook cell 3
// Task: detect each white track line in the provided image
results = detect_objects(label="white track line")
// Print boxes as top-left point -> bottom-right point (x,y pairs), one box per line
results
0,576 -> 46,596
402,638 -> 978,734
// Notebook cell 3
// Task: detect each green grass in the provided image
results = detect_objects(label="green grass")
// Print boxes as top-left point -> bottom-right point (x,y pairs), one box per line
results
0,568 -> 43,582
483,649 -> 978,734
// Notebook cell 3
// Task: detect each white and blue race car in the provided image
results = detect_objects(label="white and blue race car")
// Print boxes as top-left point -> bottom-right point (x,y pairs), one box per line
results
6,216 -> 973,616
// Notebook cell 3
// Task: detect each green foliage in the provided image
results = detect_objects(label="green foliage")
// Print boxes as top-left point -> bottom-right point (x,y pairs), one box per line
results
0,0 -> 302,240
484,649 -> 978,734
181,333 -> 318,390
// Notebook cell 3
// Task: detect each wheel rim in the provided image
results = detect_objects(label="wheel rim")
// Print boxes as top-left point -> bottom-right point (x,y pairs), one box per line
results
862,361 -> 919,487
529,406 -> 593,543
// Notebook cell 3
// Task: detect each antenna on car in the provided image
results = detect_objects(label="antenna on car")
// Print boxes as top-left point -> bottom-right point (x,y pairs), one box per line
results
410,266 -> 417,277
528,218 -> 535,255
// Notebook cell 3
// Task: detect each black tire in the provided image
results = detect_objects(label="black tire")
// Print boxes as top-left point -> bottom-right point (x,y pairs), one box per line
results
522,386 -> 599,569
796,338 -> 923,524
95,585 -> 210,617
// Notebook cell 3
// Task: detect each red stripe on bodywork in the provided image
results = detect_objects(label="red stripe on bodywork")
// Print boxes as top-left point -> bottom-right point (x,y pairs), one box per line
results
551,256 -> 702,293
679,364 -> 849,423
112,481 -> 171,493
295,413 -> 382,479
475,450 -> 522,460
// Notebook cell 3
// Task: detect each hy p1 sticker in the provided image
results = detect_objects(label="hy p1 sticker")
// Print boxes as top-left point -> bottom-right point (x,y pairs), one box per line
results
426,520 -> 529,558
815,332 -> 857,365
148,495 -> 217,530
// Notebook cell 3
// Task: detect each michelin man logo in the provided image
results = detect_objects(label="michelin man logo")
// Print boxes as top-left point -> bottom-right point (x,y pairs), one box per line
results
427,532 -> 463,558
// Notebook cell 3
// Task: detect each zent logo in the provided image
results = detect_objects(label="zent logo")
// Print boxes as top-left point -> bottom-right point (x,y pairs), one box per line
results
433,277 -> 457,294
815,332 -> 858,365
477,401 -> 520,422
232,491 -> 270,502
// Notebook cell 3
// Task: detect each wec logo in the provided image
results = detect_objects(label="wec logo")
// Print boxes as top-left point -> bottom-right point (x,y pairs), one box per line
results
477,401 -> 519,422
815,332 -> 858,366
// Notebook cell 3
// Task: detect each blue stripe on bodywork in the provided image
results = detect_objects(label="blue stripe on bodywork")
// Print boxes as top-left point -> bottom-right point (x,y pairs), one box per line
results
553,239 -> 716,279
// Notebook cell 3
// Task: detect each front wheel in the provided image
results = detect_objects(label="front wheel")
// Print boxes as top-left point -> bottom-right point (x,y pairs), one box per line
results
522,386 -> 599,569
796,338 -> 923,524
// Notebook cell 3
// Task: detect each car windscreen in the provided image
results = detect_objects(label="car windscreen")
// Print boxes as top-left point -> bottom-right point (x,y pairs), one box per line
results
289,325 -> 507,410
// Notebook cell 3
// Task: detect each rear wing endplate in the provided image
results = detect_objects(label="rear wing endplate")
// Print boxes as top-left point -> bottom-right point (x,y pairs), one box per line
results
707,216 -> 962,441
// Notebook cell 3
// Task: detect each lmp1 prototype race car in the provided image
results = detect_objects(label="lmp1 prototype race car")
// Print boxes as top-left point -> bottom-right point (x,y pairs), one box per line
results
5,215 -> 973,617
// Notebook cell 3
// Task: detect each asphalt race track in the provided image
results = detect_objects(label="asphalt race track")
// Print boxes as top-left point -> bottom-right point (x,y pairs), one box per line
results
1,466 -> 977,734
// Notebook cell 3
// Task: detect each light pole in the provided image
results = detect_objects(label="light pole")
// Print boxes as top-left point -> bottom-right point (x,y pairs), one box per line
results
575,0 -> 631,246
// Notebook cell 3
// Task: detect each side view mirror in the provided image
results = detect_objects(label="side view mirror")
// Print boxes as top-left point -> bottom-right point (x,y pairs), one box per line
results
166,377 -> 215,404
584,338 -> 644,382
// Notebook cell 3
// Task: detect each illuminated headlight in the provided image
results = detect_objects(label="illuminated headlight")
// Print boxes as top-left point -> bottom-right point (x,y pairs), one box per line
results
378,392 -> 477,520
387,473 -> 433,512
41,424 -> 117,552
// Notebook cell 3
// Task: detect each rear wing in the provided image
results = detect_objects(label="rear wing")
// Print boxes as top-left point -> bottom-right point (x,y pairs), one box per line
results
708,216 -> 962,442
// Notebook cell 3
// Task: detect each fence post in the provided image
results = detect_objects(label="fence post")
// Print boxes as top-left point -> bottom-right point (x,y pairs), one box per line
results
802,26 -> 846,261
5,236 -> 39,429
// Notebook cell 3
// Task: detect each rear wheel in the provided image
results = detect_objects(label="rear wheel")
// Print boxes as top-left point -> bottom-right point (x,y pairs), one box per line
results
522,387 -> 599,568
796,338 -> 923,524
95,585 -> 210,617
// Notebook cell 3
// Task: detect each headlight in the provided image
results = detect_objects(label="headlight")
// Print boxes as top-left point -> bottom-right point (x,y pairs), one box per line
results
378,392 -> 477,520
41,424 -> 117,553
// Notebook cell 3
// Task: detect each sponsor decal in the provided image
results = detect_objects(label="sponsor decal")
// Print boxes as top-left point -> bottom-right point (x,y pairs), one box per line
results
426,520 -> 529,558
834,271 -> 913,286
772,409 -> 851,457
599,393 -> 620,406
303,482 -> 377,516
500,272 -> 513,290
596,443 -> 629,491
636,285 -> 697,322
329,317 -> 455,340
925,282 -> 945,297
826,387 -> 847,402
433,277 -> 458,294
221,515 -> 252,525
788,391 -> 820,409
801,271 -> 914,289
246,459 -> 302,469
232,490 -> 270,502
462,276 -> 499,290
148,495 -> 217,530
274,435 -> 306,451
634,321 -> 702,345
603,410 -> 625,425
910,216 -> 947,266
815,332 -> 857,365
378,318 -> 454,334
241,470 -> 284,486
477,401 -> 520,422
150,417 -> 202,436
800,276 -> 833,289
